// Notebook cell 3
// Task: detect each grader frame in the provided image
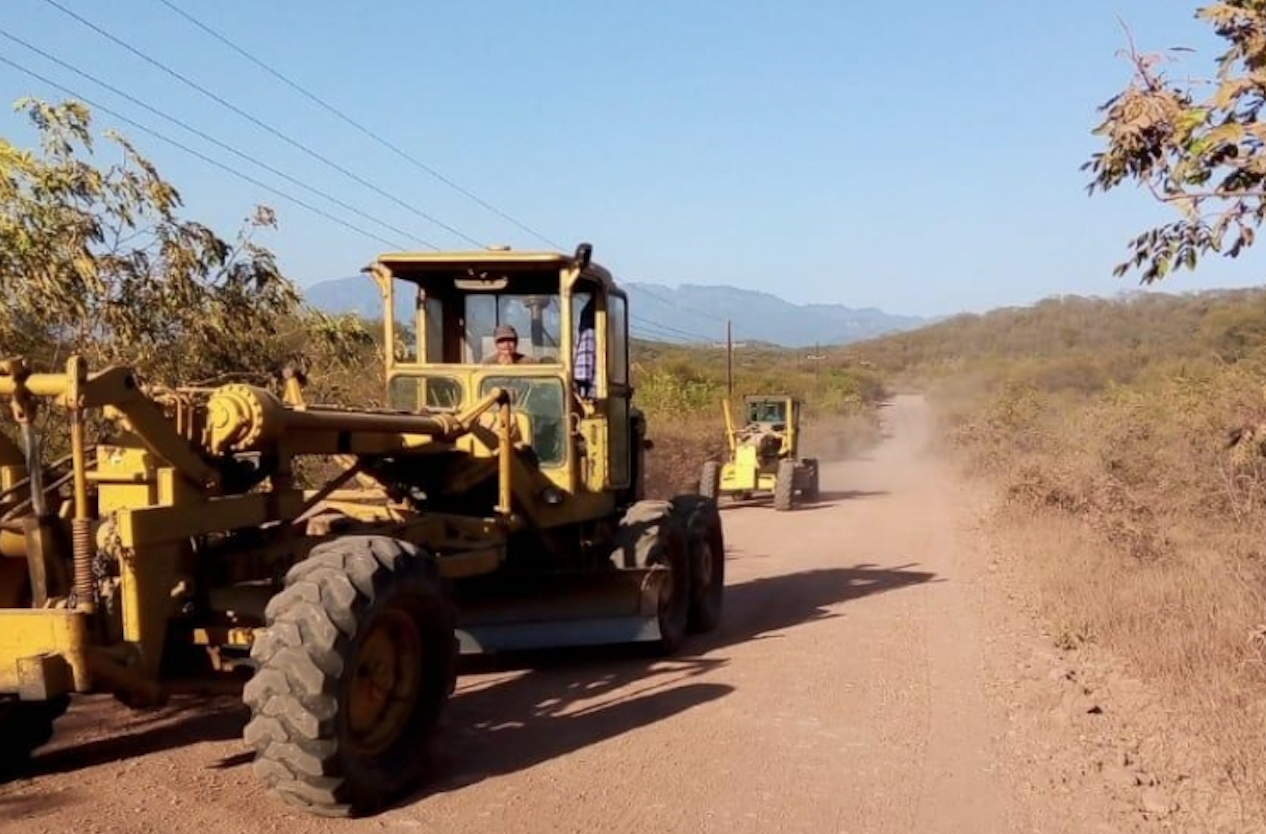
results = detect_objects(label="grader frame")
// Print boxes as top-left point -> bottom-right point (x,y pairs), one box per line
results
0,243 -> 725,817
700,394 -> 820,511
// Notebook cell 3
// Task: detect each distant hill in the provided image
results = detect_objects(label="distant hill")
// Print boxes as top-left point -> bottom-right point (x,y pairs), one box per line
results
847,287 -> 1266,376
301,276 -> 929,348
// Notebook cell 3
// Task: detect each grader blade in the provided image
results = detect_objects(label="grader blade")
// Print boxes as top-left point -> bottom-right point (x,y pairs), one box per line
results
453,568 -> 665,654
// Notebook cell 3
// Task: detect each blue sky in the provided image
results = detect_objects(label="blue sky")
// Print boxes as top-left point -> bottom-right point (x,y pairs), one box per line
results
1,0 -> 1259,318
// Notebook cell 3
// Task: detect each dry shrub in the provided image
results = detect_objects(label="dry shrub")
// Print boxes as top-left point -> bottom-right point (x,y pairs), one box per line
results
642,414 -> 725,498
938,358 -> 1266,814
941,363 -> 1266,560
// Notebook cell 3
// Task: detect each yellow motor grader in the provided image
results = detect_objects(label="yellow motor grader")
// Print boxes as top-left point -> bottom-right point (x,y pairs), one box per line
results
0,243 -> 725,816
699,394 -> 819,511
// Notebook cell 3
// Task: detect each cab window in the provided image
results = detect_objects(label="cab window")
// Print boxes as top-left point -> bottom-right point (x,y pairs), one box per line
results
388,375 -> 463,411
478,376 -> 566,465
465,294 -> 562,363
608,294 -> 628,386
746,400 -> 786,424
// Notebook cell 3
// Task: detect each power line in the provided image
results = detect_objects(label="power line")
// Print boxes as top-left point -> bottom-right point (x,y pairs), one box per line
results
38,0 -> 484,248
638,318 -> 716,342
0,27 -> 436,250
6,52 -> 721,346
27,0 -> 733,338
628,281 -> 729,325
0,54 -> 406,250
630,327 -> 692,345
147,1 -> 734,333
630,327 -> 708,346
152,0 -> 563,250
630,316 -> 715,344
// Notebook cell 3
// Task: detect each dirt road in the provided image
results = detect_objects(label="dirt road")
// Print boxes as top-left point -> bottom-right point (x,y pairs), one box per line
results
0,395 -> 1239,833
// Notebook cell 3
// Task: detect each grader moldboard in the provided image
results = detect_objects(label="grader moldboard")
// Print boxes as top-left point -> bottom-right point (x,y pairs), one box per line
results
0,243 -> 725,816
699,395 -> 819,511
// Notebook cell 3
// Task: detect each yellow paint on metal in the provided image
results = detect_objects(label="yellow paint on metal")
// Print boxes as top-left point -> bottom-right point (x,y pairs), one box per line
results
0,610 -> 91,695
497,400 -> 512,515
192,627 -> 256,648
722,398 -> 737,454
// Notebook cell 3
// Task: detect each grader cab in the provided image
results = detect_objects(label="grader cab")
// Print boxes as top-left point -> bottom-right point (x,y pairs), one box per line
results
699,394 -> 820,511
0,243 -> 725,816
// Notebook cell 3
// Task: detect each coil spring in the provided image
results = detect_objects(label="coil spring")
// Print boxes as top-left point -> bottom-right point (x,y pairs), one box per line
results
72,517 -> 95,605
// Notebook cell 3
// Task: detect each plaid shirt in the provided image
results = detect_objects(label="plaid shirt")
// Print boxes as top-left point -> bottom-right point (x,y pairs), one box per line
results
573,326 -> 597,397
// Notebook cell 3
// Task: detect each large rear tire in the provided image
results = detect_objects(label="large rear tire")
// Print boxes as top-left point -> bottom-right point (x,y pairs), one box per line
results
802,458 -> 821,502
243,535 -> 456,817
611,500 -> 690,654
672,495 -> 725,634
773,459 -> 796,511
0,694 -> 69,780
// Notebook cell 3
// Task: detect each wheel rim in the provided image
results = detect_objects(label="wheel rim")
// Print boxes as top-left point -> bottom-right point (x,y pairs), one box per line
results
346,605 -> 423,756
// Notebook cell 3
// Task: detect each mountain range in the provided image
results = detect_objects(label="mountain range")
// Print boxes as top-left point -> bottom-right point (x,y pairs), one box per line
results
301,276 -> 930,348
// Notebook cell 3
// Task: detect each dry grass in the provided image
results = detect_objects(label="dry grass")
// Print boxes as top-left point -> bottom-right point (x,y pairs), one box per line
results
920,360 -> 1266,814
642,416 -> 726,498
987,502 -> 1266,809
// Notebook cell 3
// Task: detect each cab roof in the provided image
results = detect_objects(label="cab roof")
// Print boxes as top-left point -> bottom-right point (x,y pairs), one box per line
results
369,246 -> 618,291
744,394 -> 799,403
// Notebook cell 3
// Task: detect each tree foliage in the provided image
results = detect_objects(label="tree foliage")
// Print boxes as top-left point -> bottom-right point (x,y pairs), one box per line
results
1084,3 -> 1266,283
0,97 -> 372,388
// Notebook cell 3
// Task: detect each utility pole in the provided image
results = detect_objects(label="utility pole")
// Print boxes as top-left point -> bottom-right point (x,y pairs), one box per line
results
726,319 -> 733,397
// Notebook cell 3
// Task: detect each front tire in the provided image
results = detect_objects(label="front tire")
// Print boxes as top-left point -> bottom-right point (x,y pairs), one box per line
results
243,535 -> 456,817
803,458 -> 821,502
612,500 -> 690,654
773,459 -> 796,511
672,495 -> 725,634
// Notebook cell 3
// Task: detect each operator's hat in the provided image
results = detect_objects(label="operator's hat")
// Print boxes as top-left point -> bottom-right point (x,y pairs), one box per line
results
493,324 -> 518,341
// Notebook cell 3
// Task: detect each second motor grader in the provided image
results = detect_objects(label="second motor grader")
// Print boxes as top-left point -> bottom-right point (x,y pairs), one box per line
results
699,394 -> 820,510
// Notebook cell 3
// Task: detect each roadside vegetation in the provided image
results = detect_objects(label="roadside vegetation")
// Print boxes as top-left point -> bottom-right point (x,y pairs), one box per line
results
851,287 -> 1266,808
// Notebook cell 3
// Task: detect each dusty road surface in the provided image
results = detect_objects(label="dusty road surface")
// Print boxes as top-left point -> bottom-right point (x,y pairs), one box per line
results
0,395 -> 1247,834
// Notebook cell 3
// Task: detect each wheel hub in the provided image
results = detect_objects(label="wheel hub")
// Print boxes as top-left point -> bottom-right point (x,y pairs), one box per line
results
347,607 -> 422,756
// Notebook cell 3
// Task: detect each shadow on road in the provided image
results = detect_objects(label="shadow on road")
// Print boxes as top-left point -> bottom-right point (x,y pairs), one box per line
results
43,697 -> 242,769
813,489 -> 888,503
14,562 -> 936,812
697,562 -> 937,651
719,499 -> 838,513
0,786 -> 78,818
404,560 -> 937,804
717,489 -> 888,512
416,657 -> 732,803
13,693 -> 246,781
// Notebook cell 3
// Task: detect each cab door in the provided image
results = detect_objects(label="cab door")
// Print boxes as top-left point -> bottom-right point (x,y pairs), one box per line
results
605,291 -> 632,489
